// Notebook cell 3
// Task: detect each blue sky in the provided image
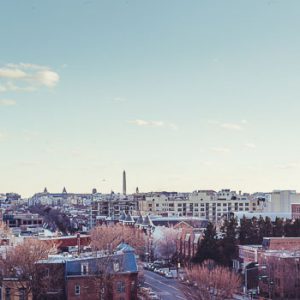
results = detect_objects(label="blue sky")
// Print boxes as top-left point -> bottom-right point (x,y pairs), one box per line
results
1,0 -> 300,196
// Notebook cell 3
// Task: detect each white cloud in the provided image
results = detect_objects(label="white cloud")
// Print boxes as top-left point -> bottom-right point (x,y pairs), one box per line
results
33,69 -> 59,87
209,120 -> 247,131
221,123 -> 243,131
151,121 -> 164,127
0,82 -> 37,92
130,119 -> 149,126
112,97 -> 126,103
129,119 -> 178,130
0,63 -> 59,91
211,147 -> 231,153
0,99 -> 16,106
244,142 -> 256,149
0,68 -> 27,79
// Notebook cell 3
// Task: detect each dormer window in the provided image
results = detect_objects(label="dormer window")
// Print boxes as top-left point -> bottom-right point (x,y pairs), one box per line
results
113,262 -> 120,272
81,263 -> 89,275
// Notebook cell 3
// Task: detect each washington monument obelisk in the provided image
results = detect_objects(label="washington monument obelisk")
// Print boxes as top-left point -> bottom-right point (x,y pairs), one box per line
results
123,170 -> 126,195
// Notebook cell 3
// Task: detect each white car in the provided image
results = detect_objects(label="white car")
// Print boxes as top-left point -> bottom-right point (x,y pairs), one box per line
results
165,272 -> 173,278
148,292 -> 159,300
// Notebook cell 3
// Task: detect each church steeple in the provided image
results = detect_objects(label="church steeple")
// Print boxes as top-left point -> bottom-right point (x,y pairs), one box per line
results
62,187 -> 67,194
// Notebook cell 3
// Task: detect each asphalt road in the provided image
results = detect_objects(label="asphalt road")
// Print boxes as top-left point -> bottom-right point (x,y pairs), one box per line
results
143,270 -> 187,300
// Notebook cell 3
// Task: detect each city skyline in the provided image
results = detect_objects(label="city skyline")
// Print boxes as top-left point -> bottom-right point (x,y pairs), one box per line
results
1,1 -> 300,196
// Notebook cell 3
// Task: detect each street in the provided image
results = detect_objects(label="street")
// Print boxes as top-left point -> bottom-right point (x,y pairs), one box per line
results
143,270 -> 187,300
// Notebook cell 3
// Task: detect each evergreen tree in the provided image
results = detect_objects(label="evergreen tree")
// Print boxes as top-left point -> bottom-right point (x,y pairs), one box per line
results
219,217 -> 238,266
194,222 -> 219,264
293,219 -> 300,237
239,216 -> 260,244
258,216 -> 273,242
284,219 -> 296,237
273,217 -> 284,237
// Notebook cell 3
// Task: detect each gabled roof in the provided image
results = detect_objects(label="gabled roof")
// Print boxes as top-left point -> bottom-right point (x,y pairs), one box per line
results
135,215 -> 144,225
119,211 -> 127,221
142,215 -> 154,227
124,212 -> 134,223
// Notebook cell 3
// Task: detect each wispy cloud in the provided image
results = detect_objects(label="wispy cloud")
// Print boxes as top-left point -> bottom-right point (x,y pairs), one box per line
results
18,160 -> 40,167
0,99 -> 16,106
211,147 -> 231,153
209,120 -> 247,131
0,63 -> 59,92
220,123 -> 243,131
112,97 -> 126,103
244,142 -> 256,149
275,163 -> 300,169
129,119 -> 178,130
0,68 -> 26,79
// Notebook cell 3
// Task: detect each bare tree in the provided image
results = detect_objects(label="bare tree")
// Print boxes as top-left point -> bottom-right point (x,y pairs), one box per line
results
152,227 -> 178,260
181,262 -> 241,300
90,223 -> 146,255
89,224 -> 144,299
0,238 -> 58,300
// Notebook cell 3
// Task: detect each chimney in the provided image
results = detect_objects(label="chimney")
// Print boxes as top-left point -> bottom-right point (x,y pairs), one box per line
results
77,233 -> 81,255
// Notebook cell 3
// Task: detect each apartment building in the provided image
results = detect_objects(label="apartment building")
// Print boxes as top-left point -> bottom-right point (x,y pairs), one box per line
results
138,189 -> 256,222
261,190 -> 300,213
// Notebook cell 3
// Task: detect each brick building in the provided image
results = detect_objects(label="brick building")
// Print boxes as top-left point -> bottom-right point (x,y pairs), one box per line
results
39,234 -> 91,252
292,203 -> 300,219
37,243 -> 138,300
174,221 -> 203,262
237,237 -> 300,299
258,251 -> 300,299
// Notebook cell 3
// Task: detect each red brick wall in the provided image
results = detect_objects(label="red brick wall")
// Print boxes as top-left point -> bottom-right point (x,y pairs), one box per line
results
268,238 -> 300,251
66,273 -> 138,300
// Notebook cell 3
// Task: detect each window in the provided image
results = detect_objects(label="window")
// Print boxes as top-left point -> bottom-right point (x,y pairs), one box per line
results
43,268 -> 50,277
113,262 -> 120,272
116,281 -> 126,293
75,285 -> 80,296
5,288 -> 11,300
81,263 -> 89,275
19,288 -> 26,300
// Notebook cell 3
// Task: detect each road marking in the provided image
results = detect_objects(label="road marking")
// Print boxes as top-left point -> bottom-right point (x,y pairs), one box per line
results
144,274 -> 181,292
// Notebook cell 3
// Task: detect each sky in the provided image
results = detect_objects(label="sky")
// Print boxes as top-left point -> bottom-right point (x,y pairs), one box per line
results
1,0 -> 300,197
